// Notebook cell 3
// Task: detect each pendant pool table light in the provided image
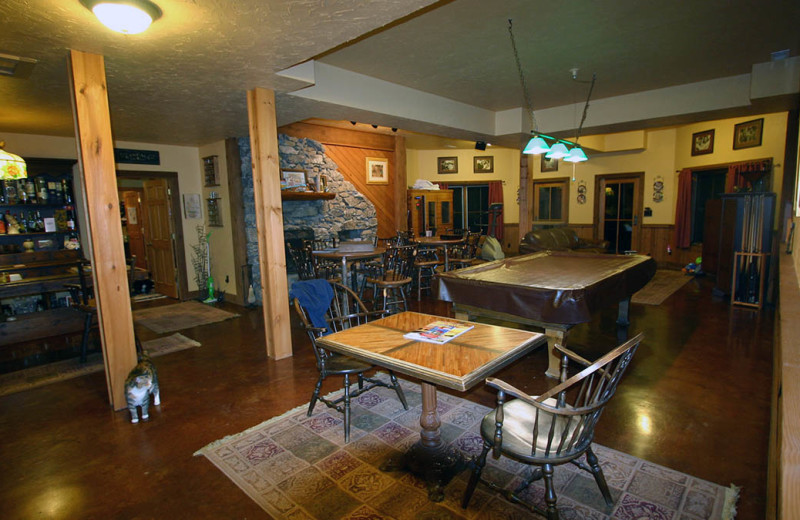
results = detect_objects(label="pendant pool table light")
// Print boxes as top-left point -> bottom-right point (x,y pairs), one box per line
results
509,19 -> 594,163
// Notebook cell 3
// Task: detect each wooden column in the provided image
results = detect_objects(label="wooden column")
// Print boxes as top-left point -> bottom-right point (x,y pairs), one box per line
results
246,88 -> 292,359
67,50 -> 136,409
394,135 -> 408,231
225,137 -> 248,306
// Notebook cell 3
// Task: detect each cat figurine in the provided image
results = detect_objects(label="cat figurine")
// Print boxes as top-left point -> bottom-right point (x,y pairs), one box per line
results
125,342 -> 160,424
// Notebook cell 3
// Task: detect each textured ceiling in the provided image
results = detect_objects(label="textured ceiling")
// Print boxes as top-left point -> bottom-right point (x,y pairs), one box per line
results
0,0 -> 798,147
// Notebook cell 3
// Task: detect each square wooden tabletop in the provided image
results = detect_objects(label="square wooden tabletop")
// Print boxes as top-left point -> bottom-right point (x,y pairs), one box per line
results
316,311 -> 546,391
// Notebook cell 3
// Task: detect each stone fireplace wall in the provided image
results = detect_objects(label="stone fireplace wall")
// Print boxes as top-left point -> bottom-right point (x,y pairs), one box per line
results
238,135 -> 378,304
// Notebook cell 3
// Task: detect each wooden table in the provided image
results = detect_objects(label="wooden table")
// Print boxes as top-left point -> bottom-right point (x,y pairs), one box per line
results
414,236 -> 464,271
317,310 -> 545,499
312,246 -> 384,290
437,251 -> 656,377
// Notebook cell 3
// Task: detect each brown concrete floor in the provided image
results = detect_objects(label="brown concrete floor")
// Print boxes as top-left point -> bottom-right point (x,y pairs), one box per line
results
0,276 -> 772,519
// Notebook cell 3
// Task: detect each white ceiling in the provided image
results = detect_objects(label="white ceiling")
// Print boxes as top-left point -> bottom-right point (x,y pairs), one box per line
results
1,0 -> 798,148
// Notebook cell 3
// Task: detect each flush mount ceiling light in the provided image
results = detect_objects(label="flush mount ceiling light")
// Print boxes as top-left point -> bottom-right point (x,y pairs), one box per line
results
508,19 -> 593,163
80,0 -> 162,34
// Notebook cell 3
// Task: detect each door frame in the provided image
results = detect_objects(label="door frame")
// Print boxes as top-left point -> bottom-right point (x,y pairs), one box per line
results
117,170 -> 188,300
594,172 -> 645,253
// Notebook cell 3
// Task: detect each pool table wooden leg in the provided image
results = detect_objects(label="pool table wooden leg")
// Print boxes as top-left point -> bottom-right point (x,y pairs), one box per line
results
544,327 -> 568,378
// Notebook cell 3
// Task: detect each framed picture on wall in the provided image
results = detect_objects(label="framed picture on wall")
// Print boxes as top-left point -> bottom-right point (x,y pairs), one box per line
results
366,157 -> 389,184
183,193 -> 202,219
691,129 -> 714,156
473,156 -> 494,173
437,156 -> 458,174
281,169 -> 308,190
733,118 -> 764,150
541,156 -> 558,172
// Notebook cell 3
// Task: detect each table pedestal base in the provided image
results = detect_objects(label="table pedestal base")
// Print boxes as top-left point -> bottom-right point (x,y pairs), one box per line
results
379,381 -> 467,501
380,441 -> 467,502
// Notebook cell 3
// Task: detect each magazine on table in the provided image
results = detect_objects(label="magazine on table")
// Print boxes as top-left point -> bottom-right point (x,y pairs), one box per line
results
403,320 -> 474,344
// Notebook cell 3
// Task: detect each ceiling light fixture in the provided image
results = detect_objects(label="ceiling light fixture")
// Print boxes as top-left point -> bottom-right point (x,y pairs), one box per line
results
508,19 -> 593,163
0,141 -> 28,180
80,0 -> 162,34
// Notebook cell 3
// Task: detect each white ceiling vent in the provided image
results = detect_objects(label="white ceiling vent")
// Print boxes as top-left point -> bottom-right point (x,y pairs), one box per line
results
0,53 -> 38,79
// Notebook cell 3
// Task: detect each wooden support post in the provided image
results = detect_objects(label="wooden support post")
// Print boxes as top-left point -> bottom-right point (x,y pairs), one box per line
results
394,135 -> 407,231
67,50 -> 137,409
246,88 -> 292,359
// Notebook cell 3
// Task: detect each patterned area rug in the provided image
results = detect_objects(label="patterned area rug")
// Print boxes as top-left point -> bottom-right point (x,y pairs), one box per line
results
631,270 -> 694,305
196,375 -> 738,519
0,333 -> 200,397
133,301 -> 239,334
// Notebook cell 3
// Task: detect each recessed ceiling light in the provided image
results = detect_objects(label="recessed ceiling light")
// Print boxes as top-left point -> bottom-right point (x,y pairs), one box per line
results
80,0 -> 162,34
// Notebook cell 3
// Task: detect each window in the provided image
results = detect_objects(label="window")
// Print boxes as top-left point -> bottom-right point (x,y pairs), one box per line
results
449,184 -> 489,234
532,179 -> 569,224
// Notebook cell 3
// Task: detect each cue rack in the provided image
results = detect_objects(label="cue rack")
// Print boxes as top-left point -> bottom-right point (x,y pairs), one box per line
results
728,192 -> 775,309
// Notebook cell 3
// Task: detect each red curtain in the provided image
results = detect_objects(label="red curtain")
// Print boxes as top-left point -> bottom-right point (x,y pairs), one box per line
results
725,159 -> 772,192
488,181 -> 504,241
437,182 -> 448,190
673,168 -> 693,249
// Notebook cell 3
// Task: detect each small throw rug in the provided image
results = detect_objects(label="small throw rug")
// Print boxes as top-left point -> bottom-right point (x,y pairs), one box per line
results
0,333 -> 200,397
631,269 -> 694,305
133,301 -> 239,334
196,375 -> 738,520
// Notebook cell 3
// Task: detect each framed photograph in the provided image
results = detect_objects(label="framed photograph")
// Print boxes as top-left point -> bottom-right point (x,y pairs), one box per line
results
366,157 -> 389,184
691,129 -> 714,156
733,118 -> 764,150
183,193 -> 202,219
281,169 -> 308,190
437,156 -> 458,174
473,156 -> 494,173
541,156 -> 559,172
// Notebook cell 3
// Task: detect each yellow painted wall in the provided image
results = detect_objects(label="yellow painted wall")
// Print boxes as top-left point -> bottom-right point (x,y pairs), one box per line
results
524,112 -> 788,228
198,141 -> 237,296
406,147 -> 520,223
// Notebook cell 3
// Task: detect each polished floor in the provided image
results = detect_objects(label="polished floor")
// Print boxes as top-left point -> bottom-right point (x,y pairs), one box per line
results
0,275 -> 772,519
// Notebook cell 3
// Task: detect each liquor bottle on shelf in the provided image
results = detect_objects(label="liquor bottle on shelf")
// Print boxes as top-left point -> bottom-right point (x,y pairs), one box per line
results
0,214 -> 6,235
18,182 -> 28,204
25,180 -> 36,203
36,177 -> 49,204
66,208 -> 76,232
62,179 -> 73,204
35,211 -> 44,232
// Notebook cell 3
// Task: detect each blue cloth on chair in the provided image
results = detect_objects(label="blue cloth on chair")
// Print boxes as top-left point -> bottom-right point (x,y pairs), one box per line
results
289,279 -> 334,331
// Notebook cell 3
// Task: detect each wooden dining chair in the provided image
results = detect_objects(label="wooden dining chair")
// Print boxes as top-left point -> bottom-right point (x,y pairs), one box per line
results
462,333 -> 644,519
291,280 -> 409,442
361,244 -> 418,314
449,231 -> 482,270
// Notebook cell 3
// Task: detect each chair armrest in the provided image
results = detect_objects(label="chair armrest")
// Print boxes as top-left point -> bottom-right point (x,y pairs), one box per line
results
553,343 -> 592,367
485,377 -> 553,409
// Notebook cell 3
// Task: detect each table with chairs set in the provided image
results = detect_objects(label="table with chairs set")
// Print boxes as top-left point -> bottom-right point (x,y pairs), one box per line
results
285,228 -> 651,518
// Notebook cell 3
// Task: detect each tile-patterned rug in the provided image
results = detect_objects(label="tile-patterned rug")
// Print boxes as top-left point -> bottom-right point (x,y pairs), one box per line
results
0,333 -> 200,397
631,270 -> 694,305
195,375 -> 738,519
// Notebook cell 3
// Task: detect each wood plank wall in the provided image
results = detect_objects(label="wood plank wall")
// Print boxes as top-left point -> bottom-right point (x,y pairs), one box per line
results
279,123 -> 398,238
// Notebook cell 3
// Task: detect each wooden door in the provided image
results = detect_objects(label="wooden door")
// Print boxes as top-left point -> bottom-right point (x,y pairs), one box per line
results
597,174 -> 643,254
142,179 -> 178,298
121,190 -> 147,269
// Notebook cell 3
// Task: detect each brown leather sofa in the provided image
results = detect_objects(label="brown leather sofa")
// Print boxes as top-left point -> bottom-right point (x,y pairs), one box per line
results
519,227 -> 609,255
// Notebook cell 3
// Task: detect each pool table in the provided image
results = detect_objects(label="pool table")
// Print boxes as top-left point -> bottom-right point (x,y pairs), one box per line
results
437,251 -> 656,377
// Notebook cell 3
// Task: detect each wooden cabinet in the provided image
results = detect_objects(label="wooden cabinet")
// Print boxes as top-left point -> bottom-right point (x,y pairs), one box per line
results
407,189 -> 453,236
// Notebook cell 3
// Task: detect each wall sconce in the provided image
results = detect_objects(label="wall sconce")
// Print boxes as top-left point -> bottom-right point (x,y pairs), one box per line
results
80,0 -> 162,34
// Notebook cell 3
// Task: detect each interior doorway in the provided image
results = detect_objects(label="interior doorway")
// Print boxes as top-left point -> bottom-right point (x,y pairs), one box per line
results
117,171 -> 187,299
596,173 -> 644,254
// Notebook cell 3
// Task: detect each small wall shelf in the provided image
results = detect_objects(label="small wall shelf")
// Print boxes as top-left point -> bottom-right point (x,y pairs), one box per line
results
206,196 -> 223,227
280,191 -> 335,201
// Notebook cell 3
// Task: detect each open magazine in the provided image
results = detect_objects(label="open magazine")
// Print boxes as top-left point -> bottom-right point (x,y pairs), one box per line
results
403,320 -> 474,344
